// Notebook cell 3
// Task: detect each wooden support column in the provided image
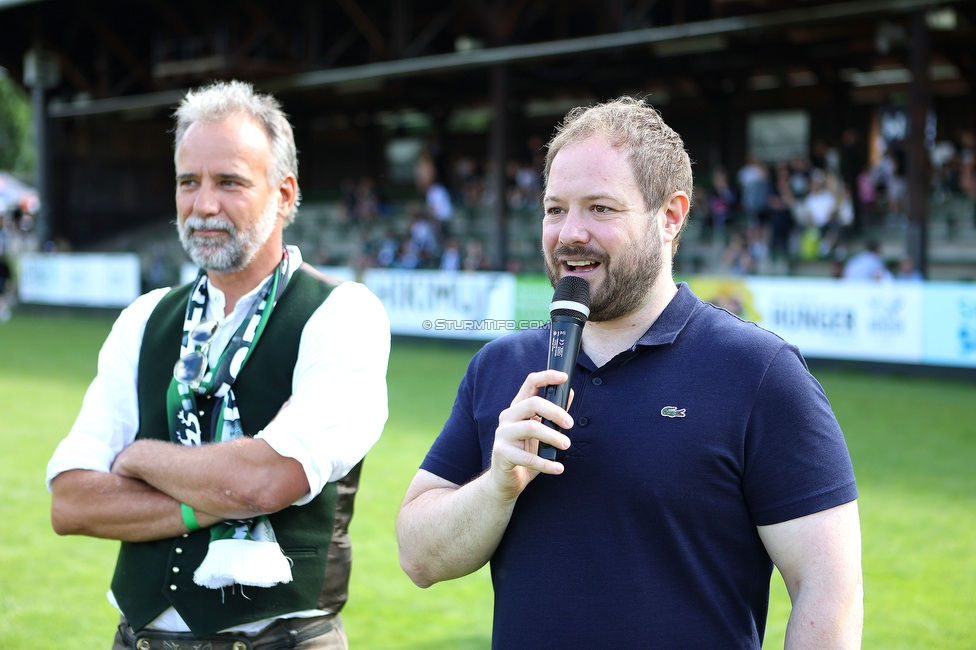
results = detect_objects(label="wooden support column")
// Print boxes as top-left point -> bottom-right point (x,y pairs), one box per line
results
24,45 -> 59,246
31,83 -> 50,244
489,64 -> 510,271
906,9 -> 930,278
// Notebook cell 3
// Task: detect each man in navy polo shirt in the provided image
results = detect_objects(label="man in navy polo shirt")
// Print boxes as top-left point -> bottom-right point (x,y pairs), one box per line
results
396,97 -> 862,649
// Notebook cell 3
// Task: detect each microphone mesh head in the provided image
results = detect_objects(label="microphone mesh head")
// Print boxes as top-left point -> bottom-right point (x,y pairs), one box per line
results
551,275 -> 590,320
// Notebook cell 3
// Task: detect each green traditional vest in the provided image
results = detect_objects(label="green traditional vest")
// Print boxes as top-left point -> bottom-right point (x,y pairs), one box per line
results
112,264 -> 357,636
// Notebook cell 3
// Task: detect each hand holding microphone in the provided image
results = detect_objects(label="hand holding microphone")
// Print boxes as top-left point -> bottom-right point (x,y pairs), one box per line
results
538,276 -> 590,460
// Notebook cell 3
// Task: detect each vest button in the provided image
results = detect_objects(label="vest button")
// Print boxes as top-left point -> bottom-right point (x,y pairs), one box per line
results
172,566 -> 180,573
175,547 -> 183,554
578,416 -> 589,427
170,584 -> 177,591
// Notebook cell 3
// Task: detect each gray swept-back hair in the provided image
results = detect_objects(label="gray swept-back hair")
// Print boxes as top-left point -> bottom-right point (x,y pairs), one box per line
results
543,96 -> 693,252
173,80 -> 301,226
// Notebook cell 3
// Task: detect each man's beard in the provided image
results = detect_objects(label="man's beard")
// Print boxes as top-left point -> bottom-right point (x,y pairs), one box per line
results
177,197 -> 279,273
545,229 -> 663,323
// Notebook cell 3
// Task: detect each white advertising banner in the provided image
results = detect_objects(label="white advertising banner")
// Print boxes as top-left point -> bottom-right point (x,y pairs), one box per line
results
17,258 -> 975,369
363,269 -> 518,339
922,283 -> 976,368
18,252 -> 141,308
748,278 -> 925,363
687,277 -> 926,364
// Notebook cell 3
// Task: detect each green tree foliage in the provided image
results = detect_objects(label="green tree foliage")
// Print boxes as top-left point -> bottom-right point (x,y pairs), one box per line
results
0,70 -> 34,174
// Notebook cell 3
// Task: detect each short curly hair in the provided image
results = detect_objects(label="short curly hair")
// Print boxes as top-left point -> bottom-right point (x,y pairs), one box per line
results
544,96 -> 693,251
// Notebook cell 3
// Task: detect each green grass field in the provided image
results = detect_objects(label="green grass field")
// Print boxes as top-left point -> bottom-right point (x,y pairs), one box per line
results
1,311 -> 974,649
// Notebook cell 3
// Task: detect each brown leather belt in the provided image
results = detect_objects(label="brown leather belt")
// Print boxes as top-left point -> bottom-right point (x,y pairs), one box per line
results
118,614 -> 338,650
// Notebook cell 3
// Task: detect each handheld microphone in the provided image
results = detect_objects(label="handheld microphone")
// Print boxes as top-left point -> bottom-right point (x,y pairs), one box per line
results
538,275 -> 590,460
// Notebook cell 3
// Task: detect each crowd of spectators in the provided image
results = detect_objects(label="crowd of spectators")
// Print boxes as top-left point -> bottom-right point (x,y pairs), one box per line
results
339,144 -> 544,272
4,125 -> 973,298
332,127 -> 976,278
700,127 -> 976,279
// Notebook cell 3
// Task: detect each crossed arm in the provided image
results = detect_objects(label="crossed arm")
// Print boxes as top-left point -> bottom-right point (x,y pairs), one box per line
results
49,281 -> 390,545
50,438 -> 308,543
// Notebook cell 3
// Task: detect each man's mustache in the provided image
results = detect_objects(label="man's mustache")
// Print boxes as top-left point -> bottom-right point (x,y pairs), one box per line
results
552,245 -> 608,265
181,216 -> 236,236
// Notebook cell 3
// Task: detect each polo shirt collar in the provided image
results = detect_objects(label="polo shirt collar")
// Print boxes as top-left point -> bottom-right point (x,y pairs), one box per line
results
632,282 -> 697,348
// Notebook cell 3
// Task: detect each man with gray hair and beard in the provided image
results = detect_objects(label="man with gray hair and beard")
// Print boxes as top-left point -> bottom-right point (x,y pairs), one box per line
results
397,97 -> 862,648
47,80 -> 390,649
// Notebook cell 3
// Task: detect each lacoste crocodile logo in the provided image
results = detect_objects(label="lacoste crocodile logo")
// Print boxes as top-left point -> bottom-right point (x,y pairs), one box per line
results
661,406 -> 686,418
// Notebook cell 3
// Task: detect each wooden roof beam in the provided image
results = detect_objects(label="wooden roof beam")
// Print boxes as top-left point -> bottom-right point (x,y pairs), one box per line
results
401,4 -> 459,59
336,0 -> 387,58
81,5 -> 153,90
244,0 -> 301,61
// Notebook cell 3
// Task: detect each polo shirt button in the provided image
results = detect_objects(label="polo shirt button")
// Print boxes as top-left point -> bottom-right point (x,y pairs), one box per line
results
591,377 -> 603,386
578,416 -> 589,427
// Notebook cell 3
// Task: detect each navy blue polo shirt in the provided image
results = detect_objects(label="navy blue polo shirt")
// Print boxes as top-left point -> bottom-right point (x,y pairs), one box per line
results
421,283 -> 857,649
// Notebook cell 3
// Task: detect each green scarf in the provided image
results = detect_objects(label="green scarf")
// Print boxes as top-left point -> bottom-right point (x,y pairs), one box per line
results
166,250 -> 293,589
